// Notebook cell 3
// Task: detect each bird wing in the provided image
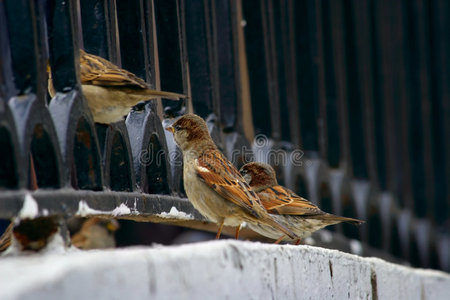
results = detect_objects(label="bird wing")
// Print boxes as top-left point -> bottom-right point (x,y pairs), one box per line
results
0,222 -> 13,252
71,231 -> 88,248
195,151 -> 299,239
79,49 -> 149,88
258,185 -> 325,216
195,150 -> 262,218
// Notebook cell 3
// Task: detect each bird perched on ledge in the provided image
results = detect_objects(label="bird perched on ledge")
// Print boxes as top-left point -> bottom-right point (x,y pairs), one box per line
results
240,162 -> 364,244
71,217 -> 119,250
48,49 -> 185,124
0,217 -> 59,253
165,114 -> 297,240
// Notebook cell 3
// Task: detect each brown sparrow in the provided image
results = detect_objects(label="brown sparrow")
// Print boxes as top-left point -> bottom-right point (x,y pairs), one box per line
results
240,162 -> 364,244
0,217 -> 59,252
48,49 -> 185,124
165,114 -> 296,240
71,217 -> 119,250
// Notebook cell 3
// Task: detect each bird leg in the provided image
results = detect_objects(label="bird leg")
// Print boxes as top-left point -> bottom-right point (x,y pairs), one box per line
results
216,220 -> 224,239
235,225 -> 241,240
274,235 -> 286,244
295,239 -> 302,245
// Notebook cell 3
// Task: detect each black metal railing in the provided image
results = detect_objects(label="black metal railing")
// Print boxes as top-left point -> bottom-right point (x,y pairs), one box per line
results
0,0 -> 448,272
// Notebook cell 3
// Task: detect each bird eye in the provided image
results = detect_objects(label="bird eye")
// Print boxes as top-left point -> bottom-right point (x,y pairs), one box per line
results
174,125 -> 182,131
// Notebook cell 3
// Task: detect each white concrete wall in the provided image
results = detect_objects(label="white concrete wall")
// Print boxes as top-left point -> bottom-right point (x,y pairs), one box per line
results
0,240 -> 448,300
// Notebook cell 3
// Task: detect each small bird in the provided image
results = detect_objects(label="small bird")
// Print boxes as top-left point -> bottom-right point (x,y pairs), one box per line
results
71,218 -> 119,250
0,217 -> 59,252
165,114 -> 296,240
48,49 -> 185,124
240,162 -> 364,244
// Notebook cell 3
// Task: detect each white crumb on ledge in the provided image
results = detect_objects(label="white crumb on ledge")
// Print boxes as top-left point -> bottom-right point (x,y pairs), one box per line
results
350,239 -> 363,255
76,201 -> 106,217
158,206 -> 194,220
77,201 -> 134,217
112,204 -> 131,216
304,237 -> 315,245
18,193 -> 39,219
319,230 -> 333,243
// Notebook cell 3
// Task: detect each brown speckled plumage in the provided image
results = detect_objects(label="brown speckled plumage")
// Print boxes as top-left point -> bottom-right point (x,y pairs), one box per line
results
166,114 -> 297,240
71,217 -> 119,250
240,162 -> 364,243
48,49 -> 185,124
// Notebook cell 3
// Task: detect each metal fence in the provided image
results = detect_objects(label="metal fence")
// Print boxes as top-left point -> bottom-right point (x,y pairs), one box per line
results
0,0 -> 448,272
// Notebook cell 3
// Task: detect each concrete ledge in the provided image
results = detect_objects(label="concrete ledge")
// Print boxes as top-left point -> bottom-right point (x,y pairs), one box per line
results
0,241 -> 448,300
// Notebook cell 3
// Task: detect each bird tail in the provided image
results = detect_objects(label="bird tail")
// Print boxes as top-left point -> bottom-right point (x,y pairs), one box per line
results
316,214 -> 365,225
139,89 -> 186,101
262,215 -> 298,240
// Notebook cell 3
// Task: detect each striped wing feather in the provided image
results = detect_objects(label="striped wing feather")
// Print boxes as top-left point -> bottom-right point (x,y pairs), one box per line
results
195,151 -> 261,217
258,185 -> 325,216
80,49 -> 149,88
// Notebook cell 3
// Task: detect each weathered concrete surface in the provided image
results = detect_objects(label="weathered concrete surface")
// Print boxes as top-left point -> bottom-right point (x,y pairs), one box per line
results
0,240 -> 448,300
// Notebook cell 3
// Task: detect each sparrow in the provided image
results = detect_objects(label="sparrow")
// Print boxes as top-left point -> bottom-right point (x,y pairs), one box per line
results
48,49 -> 185,124
0,217 -> 59,252
240,162 -> 364,244
71,217 -> 119,250
165,114 -> 297,240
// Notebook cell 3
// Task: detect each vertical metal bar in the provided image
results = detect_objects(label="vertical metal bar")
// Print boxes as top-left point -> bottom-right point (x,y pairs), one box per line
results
153,0 -> 183,94
374,0 -> 402,195
79,0 -> 110,58
428,0 -> 450,225
402,0 -> 429,216
414,0 -> 435,220
4,0 -> 40,97
342,0 -> 369,180
183,0 -> 214,118
233,0 -> 255,142
116,0 -> 148,80
367,0 -> 388,191
47,0 -> 81,96
242,0 -> 272,137
326,0 -> 349,169
153,0 -> 185,115
284,0 -> 301,147
211,0 -> 238,130
390,0 -> 414,211
293,0 -> 319,152
106,0 -> 121,65
261,0 -> 281,141
314,0 -> 327,159
0,1 -> 15,101
352,0 -> 378,185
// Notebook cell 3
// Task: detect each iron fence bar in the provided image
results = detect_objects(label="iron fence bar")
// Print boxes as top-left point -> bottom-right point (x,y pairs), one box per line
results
413,0 -> 436,221
79,0 -> 109,59
154,0 -> 185,115
428,0 -> 450,225
0,2 -> 14,101
242,0 -> 272,138
283,0 -> 301,147
293,0 -> 319,152
183,0 -> 214,119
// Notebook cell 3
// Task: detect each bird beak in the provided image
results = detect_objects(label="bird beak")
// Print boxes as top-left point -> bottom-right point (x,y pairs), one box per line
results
165,126 -> 175,133
106,220 -> 119,232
